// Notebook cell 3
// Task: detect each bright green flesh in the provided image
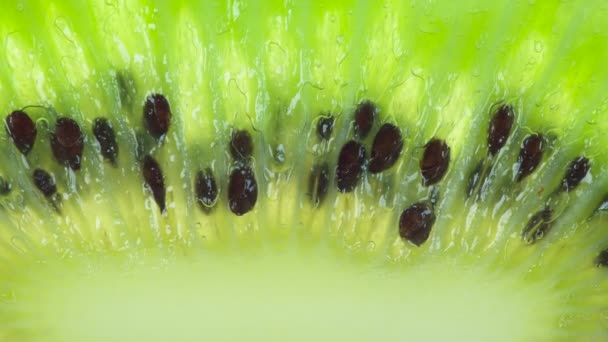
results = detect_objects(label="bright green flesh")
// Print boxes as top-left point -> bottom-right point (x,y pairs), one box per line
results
0,0 -> 608,341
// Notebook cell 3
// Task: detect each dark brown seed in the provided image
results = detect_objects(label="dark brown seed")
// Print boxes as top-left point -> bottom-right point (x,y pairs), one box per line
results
308,162 -> 330,206
516,134 -> 544,182
228,165 -> 258,216
420,138 -> 451,186
595,248 -> 608,267
6,110 -> 37,155
487,104 -> 514,157
399,202 -> 436,246
143,94 -> 171,139
32,169 -> 56,197
93,118 -> 119,164
335,140 -> 366,193
195,168 -> 218,211
560,156 -> 590,193
51,118 -> 84,170
316,115 -> 335,140
142,155 -> 166,213
353,101 -> 376,138
369,123 -> 403,174
0,176 -> 10,195
230,130 -> 254,161
521,207 -> 553,244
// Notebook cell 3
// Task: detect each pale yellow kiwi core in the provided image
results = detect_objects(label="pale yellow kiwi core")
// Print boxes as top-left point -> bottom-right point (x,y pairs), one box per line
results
1,0 -> 608,341
12,248 -> 555,342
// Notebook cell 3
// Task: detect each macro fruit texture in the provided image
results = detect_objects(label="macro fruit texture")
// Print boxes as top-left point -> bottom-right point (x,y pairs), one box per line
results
0,0 -> 608,341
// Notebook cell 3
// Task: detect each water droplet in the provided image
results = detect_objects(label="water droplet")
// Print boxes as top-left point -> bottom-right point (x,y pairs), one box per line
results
94,194 -> 103,203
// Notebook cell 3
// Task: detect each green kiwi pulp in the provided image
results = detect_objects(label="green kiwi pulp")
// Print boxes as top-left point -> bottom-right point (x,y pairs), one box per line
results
1,0 -> 608,341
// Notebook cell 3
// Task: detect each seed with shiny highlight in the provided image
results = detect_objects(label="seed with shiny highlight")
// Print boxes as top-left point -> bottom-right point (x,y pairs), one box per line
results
420,138 -> 450,186
230,130 -> 254,161
317,115 -> 335,140
336,140 -> 366,193
369,123 -> 403,173
6,110 -> 37,155
93,118 -> 119,164
308,162 -> 330,206
487,104 -> 514,157
51,118 -> 84,170
195,168 -> 218,211
353,101 -> 376,138
522,207 -> 553,244
399,202 -> 436,246
560,156 -> 590,193
142,155 -> 166,213
143,94 -> 171,139
228,165 -> 258,216
32,169 -> 56,197
516,134 -> 544,182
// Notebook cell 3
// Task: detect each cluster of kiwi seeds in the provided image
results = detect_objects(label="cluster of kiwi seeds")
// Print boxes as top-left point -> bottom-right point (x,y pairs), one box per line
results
2,0 -> 608,341
4,95 -> 595,246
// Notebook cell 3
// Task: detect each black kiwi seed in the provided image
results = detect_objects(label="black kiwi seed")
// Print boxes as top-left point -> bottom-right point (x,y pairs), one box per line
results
93,118 -> 119,164
308,162 -> 330,206
143,93 -> 172,139
195,168 -> 218,211
335,140 -> 366,193
521,207 -> 553,244
595,248 -> 608,267
560,156 -> 590,193
6,110 -> 37,155
228,165 -> 258,216
487,104 -> 514,157
316,115 -> 334,140
229,130 -> 254,161
516,134 -> 544,182
399,202 -> 436,246
353,101 -> 376,139
32,168 -> 56,197
142,155 -> 166,213
420,138 -> 451,186
368,123 -> 403,174
51,117 -> 84,170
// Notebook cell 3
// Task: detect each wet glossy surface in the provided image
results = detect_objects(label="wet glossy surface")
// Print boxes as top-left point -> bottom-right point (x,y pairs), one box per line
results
143,94 -> 172,139
487,105 -> 514,157
6,110 -> 37,155
228,166 -> 258,216
93,118 -> 119,164
399,202 -> 435,246
51,118 -> 84,170
142,155 -> 166,213
368,123 -> 403,174
335,140 -> 366,193
420,139 -> 450,186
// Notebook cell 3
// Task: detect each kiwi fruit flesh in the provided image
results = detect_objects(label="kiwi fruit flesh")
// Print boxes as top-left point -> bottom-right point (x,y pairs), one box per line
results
0,0 -> 608,341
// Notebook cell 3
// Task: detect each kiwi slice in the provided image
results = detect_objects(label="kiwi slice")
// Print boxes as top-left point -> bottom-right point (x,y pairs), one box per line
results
0,0 -> 607,341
